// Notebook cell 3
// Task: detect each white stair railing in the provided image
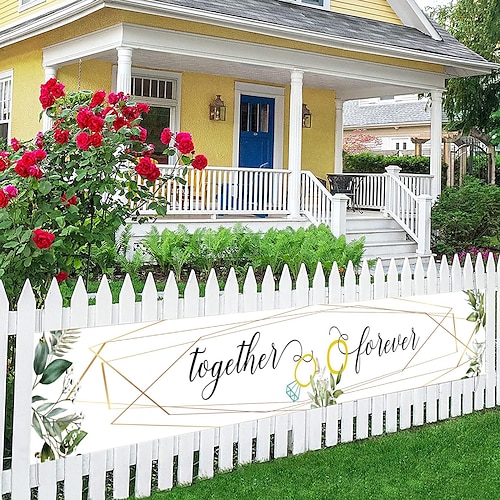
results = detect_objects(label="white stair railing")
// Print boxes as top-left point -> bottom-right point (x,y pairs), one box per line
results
385,166 -> 432,255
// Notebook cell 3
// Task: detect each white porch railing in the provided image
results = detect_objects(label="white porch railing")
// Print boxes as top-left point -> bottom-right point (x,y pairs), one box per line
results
135,166 -> 291,216
385,166 -> 432,254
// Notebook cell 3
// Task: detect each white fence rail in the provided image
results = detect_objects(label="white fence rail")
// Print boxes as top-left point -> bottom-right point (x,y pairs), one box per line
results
1,252 -> 498,498
135,165 -> 291,216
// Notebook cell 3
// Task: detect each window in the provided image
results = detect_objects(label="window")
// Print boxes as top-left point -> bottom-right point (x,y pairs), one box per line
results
130,70 -> 180,163
19,0 -> 45,11
0,71 -> 13,145
281,0 -> 329,9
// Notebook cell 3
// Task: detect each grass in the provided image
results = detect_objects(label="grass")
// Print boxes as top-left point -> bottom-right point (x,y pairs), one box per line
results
134,408 -> 500,499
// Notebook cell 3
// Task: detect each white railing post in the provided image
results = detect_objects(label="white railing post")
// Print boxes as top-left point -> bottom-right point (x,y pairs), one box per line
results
331,194 -> 348,237
384,165 -> 401,216
416,194 -> 432,255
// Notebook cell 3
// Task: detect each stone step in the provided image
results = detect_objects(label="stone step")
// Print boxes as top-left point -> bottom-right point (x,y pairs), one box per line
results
347,228 -> 409,244
363,240 -> 418,259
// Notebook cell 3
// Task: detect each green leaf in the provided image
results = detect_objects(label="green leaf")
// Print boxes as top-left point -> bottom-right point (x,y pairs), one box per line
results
46,407 -> 67,419
32,413 -> 44,440
61,429 -> 87,455
39,359 -> 72,385
40,442 -> 56,462
33,339 -> 49,375
36,402 -> 55,412
38,180 -> 53,195
32,395 -> 47,403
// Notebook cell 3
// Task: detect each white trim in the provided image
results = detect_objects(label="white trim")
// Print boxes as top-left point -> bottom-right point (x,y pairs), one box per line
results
43,23 -> 448,98
18,0 -> 45,13
388,0 -> 442,41
279,0 -> 329,11
233,82 -> 285,169
0,69 -> 14,143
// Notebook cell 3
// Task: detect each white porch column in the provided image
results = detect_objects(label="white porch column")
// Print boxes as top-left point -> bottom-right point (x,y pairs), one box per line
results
331,194 -> 349,237
334,99 -> 344,173
116,47 -> 133,94
416,194 -> 432,255
288,69 -> 303,219
430,90 -> 443,201
42,66 -> 57,132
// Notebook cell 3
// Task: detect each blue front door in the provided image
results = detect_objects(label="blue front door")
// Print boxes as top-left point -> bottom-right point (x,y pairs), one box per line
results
239,95 -> 275,168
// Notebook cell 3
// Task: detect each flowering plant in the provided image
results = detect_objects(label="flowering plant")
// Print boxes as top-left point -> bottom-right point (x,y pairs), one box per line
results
0,79 -> 207,304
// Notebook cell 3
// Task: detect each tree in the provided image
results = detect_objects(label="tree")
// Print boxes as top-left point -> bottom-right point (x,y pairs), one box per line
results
430,0 -> 500,183
343,129 -> 382,153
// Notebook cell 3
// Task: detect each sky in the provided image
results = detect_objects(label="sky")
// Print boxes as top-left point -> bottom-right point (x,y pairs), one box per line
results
414,0 -> 447,8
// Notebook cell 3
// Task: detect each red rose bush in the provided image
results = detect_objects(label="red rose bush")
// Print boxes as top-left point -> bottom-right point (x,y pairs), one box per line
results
0,79 -> 207,304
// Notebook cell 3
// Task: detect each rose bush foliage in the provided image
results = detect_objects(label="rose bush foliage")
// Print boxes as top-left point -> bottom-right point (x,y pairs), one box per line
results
0,79 -> 207,304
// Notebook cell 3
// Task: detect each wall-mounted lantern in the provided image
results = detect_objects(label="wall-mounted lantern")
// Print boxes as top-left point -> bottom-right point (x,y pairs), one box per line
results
209,95 -> 226,121
302,103 -> 312,128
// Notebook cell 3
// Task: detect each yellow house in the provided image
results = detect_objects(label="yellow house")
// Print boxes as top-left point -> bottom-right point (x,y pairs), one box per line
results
0,0 -> 496,259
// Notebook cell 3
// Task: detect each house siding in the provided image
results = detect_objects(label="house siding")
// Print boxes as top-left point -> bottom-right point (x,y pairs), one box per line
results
0,0 -> 62,29
330,0 -> 402,25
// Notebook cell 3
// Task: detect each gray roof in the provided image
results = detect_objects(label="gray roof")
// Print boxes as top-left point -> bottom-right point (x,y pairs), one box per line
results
155,0 -> 490,66
343,98 -> 447,127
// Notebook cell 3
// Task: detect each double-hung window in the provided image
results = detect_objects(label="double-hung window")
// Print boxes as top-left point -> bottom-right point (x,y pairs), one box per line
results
130,70 -> 180,163
0,71 -> 13,144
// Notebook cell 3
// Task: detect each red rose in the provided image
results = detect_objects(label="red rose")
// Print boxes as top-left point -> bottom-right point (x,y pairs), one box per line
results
160,128 -> 173,145
89,90 -> 106,108
35,132 -> 44,149
55,271 -> 69,283
122,106 -> 139,120
34,149 -> 47,161
175,132 -> 194,154
91,133 -> 103,147
10,138 -> 21,151
0,152 -> 10,171
192,154 -> 208,170
61,193 -> 78,206
87,114 -> 104,133
76,132 -> 93,150
39,78 -> 65,109
137,103 -> 150,114
32,228 -> 55,249
54,128 -> 70,144
135,157 -> 161,182
76,107 -> 92,129
0,191 -> 8,208
107,92 -> 124,105
113,116 -> 128,131
28,166 -> 43,179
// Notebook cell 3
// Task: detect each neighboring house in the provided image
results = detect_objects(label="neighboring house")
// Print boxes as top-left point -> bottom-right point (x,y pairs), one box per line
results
0,0 -> 496,259
343,95 -> 441,156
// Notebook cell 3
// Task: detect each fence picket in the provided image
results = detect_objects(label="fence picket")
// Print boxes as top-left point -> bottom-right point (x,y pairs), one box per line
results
328,263 -> 342,304
325,404 -> 339,446
413,257 -> 425,296
462,377 -> 474,414
451,379 -> 463,417
11,281 -> 35,500
311,262 -> 326,305
204,269 -> 220,317
157,436 -> 175,491
343,262 -> 356,303
135,440 -> 153,498
142,273 -> 158,322
118,274 -> 136,324
426,256 -> 438,295
184,271 -> 200,318
113,445 -> 131,500
451,254 -> 462,292
400,258 -> 412,297
356,398 -> 370,439
162,271 -> 179,319
463,254 -> 474,290
261,267 -> 276,311
95,275 -> 112,326
438,382 -> 451,420
278,265 -> 292,309
306,407 -> 323,451
223,269 -> 239,315
385,393 -> 398,433
340,401 -> 354,442
36,460 -> 57,500
198,428 -> 215,479
425,385 -> 438,423
475,253 -> 485,289
399,390 -> 412,430
64,454 -> 83,500
387,259 -> 398,297
43,278 -> 63,332
177,433 -> 195,485
255,417 -> 271,462
218,425 -> 235,471
70,278 -> 88,328
291,410 -> 306,455
295,264 -> 309,307
273,414 -> 289,458
373,259 -> 385,300
88,450 -> 106,500
412,387 -> 425,426
358,260 -> 371,302
473,375 -> 486,410
242,267 -> 258,313
371,394 -> 384,436
237,420 -> 254,465
439,256 -> 450,293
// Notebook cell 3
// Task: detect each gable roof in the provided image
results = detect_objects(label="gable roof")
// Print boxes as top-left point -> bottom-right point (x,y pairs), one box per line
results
0,0 -> 496,78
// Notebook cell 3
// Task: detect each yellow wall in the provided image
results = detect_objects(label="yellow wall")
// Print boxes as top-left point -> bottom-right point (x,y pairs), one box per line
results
0,0 -> 62,28
301,88 -> 336,178
330,0 -> 402,24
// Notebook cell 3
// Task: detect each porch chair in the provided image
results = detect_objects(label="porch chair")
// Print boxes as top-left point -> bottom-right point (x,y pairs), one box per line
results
327,174 -> 357,211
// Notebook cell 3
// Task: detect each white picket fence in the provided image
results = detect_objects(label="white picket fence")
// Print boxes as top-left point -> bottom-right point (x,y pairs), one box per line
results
1,253 -> 499,499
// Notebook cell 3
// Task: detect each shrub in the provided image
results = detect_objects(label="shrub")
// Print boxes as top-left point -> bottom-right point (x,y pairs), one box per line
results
431,177 -> 500,256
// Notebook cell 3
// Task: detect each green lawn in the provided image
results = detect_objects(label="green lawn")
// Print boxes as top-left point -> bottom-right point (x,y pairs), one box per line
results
136,408 -> 500,499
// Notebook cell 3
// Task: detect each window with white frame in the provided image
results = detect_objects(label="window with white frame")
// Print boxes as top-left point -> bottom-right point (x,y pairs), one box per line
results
130,70 -> 180,162
0,71 -> 13,145
281,0 -> 329,9
19,0 -> 45,11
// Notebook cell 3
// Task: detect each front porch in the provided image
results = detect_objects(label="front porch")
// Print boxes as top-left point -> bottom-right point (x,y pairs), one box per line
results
130,165 -> 434,263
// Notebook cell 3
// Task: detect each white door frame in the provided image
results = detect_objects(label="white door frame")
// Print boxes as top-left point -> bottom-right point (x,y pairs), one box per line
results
233,82 -> 285,169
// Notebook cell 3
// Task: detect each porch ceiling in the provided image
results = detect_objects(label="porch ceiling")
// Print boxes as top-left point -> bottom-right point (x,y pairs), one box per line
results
44,23 -> 447,100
